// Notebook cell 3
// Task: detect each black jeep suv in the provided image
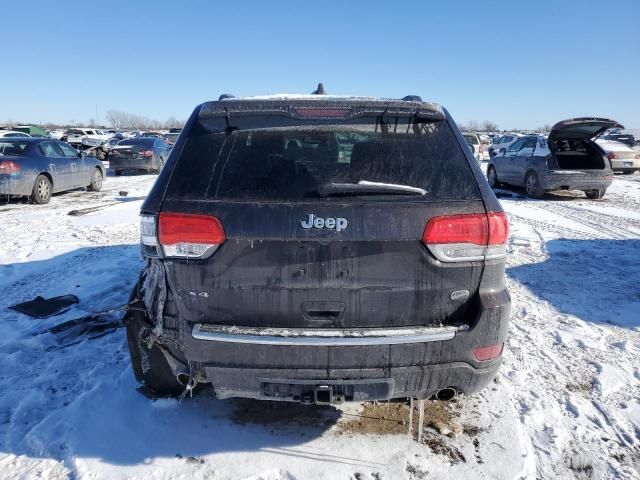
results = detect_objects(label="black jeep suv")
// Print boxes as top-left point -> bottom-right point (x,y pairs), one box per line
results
125,92 -> 510,404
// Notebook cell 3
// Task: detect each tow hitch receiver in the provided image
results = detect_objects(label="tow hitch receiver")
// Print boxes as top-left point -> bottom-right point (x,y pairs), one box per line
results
261,379 -> 394,404
314,385 -> 333,404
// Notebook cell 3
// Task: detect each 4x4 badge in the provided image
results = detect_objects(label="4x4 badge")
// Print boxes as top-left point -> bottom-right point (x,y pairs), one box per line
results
301,213 -> 348,232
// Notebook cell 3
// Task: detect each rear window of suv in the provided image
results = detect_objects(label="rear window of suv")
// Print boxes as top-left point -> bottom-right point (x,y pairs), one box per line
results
165,116 -> 481,202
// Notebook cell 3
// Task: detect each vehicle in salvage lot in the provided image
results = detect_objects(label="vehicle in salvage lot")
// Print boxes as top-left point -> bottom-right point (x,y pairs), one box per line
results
0,130 -> 31,138
600,131 -> 636,149
0,138 -> 105,204
488,133 -> 522,157
486,118 -> 618,199
108,137 -> 171,175
463,132 -> 482,161
124,92 -> 511,404
595,139 -> 640,174
62,128 -> 110,150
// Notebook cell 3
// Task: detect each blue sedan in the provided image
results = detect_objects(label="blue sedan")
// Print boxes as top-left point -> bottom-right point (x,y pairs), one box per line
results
0,138 -> 105,204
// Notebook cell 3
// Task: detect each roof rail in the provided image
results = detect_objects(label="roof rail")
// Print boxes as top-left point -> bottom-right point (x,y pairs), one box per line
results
401,95 -> 423,102
218,94 -> 235,100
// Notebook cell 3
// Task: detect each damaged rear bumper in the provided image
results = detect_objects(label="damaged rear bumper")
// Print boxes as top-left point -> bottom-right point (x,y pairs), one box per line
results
181,291 -> 510,402
203,363 -> 500,402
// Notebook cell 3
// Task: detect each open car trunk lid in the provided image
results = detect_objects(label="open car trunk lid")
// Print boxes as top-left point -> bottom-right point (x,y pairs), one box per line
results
548,118 -> 624,142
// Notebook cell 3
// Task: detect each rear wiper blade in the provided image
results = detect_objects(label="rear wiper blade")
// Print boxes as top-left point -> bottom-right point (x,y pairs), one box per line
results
318,181 -> 427,197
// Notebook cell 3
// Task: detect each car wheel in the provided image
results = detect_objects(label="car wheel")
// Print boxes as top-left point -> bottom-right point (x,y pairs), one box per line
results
88,168 -> 103,191
524,171 -> 544,198
487,166 -> 500,188
125,310 -> 185,396
584,188 -> 606,199
31,174 -> 52,204
114,169 -> 122,176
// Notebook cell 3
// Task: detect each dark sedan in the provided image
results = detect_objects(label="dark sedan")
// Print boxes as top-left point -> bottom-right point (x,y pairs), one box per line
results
108,138 -> 171,175
0,138 -> 105,204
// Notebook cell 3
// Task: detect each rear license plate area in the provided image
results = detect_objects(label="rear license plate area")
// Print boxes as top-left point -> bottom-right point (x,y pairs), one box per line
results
624,161 -> 632,167
261,378 -> 394,404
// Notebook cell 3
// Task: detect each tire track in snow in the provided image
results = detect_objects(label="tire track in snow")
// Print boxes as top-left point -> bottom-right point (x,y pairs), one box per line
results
503,206 -> 640,478
531,202 -> 640,240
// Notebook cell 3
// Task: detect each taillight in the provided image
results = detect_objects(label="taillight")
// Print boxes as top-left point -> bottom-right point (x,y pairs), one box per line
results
422,212 -> 509,262
607,152 -> 617,160
635,153 -> 640,159
0,160 -> 21,174
473,343 -> 503,361
140,150 -> 153,158
158,212 -> 225,259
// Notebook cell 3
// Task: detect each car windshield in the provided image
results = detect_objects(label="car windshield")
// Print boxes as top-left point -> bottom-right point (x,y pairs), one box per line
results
165,117 -> 481,202
0,140 -> 30,155
464,134 -> 479,145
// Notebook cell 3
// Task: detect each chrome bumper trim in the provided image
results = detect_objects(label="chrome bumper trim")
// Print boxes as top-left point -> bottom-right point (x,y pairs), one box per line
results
192,323 -> 464,346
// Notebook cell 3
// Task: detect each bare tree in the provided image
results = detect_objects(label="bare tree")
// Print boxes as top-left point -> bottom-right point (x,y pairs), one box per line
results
459,120 -> 480,131
481,120 -> 499,132
105,109 -> 184,130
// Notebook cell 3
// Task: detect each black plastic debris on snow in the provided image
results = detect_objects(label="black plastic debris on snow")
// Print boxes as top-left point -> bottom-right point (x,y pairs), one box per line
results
44,315 -> 122,350
67,202 -> 120,216
9,294 -> 79,319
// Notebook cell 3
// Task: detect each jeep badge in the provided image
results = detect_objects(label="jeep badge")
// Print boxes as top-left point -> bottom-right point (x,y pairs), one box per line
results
300,213 -> 348,232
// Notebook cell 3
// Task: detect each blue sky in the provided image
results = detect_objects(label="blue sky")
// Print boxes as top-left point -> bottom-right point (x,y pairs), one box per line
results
2,0 -> 638,129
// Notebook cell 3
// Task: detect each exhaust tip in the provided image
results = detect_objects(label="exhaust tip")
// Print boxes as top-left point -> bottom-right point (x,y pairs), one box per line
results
176,372 -> 190,386
435,387 -> 457,401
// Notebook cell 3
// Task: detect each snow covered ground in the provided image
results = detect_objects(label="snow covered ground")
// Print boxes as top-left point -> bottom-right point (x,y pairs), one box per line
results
0,171 -> 639,479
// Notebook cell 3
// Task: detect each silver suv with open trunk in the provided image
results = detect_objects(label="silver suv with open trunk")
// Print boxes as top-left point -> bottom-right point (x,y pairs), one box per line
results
487,118 -> 619,199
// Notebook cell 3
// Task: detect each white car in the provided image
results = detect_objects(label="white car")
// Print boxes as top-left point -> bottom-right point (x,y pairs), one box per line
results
64,128 -> 110,150
0,130 -> 31,138
489,133 -> 524,157
462,132 -> 482,160
596,139 -> 640,174
48,129 -> 65,140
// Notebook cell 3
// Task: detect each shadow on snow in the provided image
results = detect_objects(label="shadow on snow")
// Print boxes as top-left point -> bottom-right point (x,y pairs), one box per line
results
508,238 -> 640,329
0,245 -> 344,469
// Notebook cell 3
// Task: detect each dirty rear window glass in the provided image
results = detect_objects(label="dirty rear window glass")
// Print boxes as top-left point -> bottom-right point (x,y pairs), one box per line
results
0,141 -> 30,155
166,118 -> 481,201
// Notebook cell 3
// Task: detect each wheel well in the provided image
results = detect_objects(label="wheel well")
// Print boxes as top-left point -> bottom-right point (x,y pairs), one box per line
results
39,172 -> 53,188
